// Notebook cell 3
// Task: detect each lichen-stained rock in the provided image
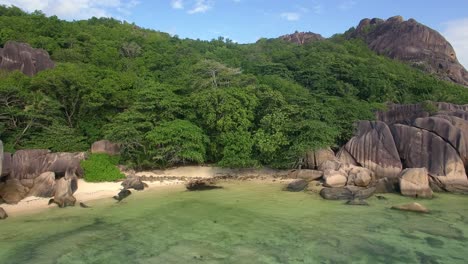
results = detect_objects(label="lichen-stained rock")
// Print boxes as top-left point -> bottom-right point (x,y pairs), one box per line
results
391,124 -> 468,191
341,121 -> 402,179
11,149 -> 50,180
399,168 -> 433,198
91,140 -> 121,155
28,172 -> 56,197
0,41 -> 54,76
412,116 -> 468,166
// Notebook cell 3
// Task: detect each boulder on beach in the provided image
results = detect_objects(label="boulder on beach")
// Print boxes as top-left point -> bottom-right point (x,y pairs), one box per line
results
0,207 -> 7,220
46,152 -> 86,178
185,179 -> 221,191
323,169 -> 347,187
285,179 -> 308,192
121,176 -> 147,191
346,165 -> 373,187
0,179 -> 29,204
11,149 -> 50,180
391,202 -> 429,213
304,148 -> 335,169
50,171 -> 77,208
399,168 -> 433,198
28,171 -> 56,197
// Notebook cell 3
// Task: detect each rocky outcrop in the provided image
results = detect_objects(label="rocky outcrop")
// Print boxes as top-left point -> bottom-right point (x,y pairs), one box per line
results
1,152 -> 12,178
399,168 -> 433,198
279,31 -> 324,45
28,172 -> 56,197
287,169 -> 323,181
347,16 -> 468,86
338,121 -> 402,179
91,140 -> 120,155
0,41 -> 54,76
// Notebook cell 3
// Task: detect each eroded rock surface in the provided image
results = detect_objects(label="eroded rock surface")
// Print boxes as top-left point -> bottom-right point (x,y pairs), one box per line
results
0,41 -> 54,76
399,168 -> 433,198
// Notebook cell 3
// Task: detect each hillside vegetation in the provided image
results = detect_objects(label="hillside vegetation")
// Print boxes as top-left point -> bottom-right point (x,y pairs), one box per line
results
1,6 -> 468,169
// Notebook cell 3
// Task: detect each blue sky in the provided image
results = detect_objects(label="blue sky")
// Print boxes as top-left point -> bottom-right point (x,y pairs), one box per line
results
1,0 -> 467,66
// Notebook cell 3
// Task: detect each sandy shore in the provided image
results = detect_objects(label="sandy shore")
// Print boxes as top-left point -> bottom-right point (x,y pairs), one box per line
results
1,179 -> 186,217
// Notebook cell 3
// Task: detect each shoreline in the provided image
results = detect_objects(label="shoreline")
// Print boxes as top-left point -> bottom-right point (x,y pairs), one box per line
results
1,165 -> 291,218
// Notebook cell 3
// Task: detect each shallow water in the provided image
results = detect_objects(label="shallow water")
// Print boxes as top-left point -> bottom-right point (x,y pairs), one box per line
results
0,182 -> 467,264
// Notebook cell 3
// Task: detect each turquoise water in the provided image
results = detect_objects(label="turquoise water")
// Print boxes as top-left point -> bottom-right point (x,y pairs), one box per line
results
0,181 -> 467,264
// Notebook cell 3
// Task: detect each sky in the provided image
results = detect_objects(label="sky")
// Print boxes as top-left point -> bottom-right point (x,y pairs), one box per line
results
0,0 -> 467,67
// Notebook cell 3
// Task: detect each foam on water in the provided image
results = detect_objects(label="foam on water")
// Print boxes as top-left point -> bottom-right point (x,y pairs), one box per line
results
0,182 -> 467,263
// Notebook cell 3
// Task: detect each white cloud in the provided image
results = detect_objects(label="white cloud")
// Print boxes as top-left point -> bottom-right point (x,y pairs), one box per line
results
338,0 -> 356,10
188,0 -> 212,14
0,0 -> 139,20
171,0 -> 184,9
442,18 -> 468,68
281,12 -> 300,21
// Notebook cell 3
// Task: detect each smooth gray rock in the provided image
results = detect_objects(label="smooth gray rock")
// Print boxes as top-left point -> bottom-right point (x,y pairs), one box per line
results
286,179 -> 308,192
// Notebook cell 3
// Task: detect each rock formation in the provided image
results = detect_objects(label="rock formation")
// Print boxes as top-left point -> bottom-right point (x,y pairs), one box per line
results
391,202 -> 429,213
91,140 -> 121,155
28,172 -> 56,197
279,31 -> 324,45
347,16 -> 468,86
286,179 -> 308,192
50,170 -> 77,208
0,41 -> 55,76
0,179 -> 29,204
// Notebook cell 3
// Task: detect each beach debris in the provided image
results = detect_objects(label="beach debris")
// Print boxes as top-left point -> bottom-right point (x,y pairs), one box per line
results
391,202 -> 429,213
113,189 -> 132,202
185,179 -> 221,191
0,207 -> 7,219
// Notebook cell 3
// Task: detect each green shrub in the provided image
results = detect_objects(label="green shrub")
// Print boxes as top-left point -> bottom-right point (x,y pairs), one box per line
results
80,153 -> 125,182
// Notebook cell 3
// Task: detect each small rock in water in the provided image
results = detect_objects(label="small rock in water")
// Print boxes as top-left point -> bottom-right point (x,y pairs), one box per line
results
391,202 -> 429,213
376,195 -> 387,200
0,207 -> 8,220
79,202 -> 91,208
285,179 -> 308,192
185,179 -> 221,191
113,189 -> 132,202
345,199 -> 369,206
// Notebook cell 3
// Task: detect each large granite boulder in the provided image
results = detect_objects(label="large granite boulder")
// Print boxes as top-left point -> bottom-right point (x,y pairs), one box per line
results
91,140 -> 120,155
45,152 -> 86,177
412,117 -> 468,166
0,41 -> 55,76
0,179 -> 29,204
51,171 -> 78,208
11,149 -> 50,180
339,121 -> 402,179
347,16 -> 468,86
391,124 -> 468,191
399,168 -> 433,198
323,169 -> 347,187
304,148 -> 335,170
346,165 -> 373,187
121,176 -> 147,191
1,152 -> 12,178
28,172 -> 56,197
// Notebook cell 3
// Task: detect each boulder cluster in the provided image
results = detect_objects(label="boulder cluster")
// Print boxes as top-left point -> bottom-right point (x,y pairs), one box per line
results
288,102 -> 468,202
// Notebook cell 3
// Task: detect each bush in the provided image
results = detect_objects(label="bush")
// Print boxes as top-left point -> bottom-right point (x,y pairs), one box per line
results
80,153 -> 125,182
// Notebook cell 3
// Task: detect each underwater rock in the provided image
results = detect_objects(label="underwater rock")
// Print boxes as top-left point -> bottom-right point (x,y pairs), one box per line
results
345,199 -> 369,206
391,202 -> 429,213
79,202 -> 91,208
285,179 -> 308,192
185,179 -> 221,191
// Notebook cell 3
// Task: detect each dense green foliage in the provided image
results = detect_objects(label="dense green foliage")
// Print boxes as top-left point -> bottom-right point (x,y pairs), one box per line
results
80,153 -> 125,182
1,6 -> 468,168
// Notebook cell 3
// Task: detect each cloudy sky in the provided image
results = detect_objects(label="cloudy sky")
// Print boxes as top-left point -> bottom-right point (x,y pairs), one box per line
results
0,0 -> 467,67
